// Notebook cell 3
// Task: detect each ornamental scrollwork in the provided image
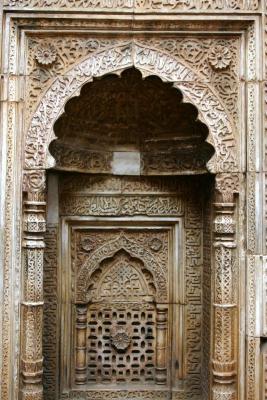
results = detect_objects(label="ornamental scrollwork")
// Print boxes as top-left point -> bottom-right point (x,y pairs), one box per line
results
76,233 -> 168,303
26,37 -> 240,134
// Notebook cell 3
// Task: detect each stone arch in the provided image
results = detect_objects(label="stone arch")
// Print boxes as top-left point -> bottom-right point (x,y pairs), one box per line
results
76,234 -> 167,303
88,249 -> 156,303
25,42 -> 238,174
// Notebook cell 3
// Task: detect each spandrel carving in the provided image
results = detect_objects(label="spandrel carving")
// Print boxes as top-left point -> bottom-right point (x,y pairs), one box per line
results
26,36 -> 240,138
76,232 -> 168,303
25,43 -> 238,173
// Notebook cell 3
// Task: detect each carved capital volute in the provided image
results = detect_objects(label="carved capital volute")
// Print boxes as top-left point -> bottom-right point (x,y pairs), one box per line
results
23,170 -> 46,238
215,173 -> 240,203
23,170 -> 46,200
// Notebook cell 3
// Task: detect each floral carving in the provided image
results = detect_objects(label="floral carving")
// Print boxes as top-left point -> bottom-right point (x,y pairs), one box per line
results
149,238 -> 163,252
208,45 -> 232,70
110,327 -> 131,351
35,44 -> 57,66
81,237 -> 95,252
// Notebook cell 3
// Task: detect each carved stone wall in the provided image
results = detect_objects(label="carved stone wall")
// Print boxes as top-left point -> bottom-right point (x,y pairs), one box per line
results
0,5 -> 265,400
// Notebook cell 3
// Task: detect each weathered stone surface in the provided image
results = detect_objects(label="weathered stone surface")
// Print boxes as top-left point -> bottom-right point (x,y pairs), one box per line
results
0,5 -> 265,400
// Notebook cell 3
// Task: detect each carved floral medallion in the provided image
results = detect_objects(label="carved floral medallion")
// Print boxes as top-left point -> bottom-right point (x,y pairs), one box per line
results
110,327 -> 132,351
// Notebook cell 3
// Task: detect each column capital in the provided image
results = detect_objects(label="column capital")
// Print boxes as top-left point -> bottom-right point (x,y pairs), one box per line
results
215,173 -> 240,203
23,170 -> 46,201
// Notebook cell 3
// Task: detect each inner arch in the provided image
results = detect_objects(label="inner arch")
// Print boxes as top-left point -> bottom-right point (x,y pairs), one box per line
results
50,68 -> 214,175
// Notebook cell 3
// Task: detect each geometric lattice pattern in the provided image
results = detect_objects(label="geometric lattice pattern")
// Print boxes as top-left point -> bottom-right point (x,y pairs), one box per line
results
87,304 -> 156,384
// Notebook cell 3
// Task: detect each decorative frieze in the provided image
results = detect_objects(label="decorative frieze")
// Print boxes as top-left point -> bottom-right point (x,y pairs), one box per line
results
246,337 -> 260,400
262,257 -> 267,337
60,195 -> 184,217
3,0 -> 259,10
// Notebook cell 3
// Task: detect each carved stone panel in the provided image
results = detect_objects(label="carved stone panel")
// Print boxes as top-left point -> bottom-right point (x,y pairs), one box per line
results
70,227 -> 171,393
50,174 -> 206,400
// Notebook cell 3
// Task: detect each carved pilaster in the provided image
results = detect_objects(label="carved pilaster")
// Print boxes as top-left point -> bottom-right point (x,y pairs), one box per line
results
75,305 -> 87,385
155,306 -> 168,385
20,170 -> 46,400
211,174 -> 239,400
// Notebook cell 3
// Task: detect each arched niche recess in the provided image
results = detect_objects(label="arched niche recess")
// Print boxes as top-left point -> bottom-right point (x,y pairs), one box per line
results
49,68 -> 214,175
24,43 -> 238,174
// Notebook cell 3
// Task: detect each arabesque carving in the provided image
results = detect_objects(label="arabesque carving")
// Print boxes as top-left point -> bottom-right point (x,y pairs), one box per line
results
0,7 -> 261,400
88,250 -> 156,302
56,174 -> 204,399
215,173 -> 240,202
25,43 -> 238,173
76,233 -> 167,303
26,37 -> 240,132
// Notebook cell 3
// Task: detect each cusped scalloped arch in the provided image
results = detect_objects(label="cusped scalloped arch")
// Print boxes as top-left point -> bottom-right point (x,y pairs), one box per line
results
76,234 -> 167,304
25,42 -> 238,173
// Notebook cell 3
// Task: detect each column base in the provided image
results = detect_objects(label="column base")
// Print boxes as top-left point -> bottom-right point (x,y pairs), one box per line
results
20,387 -> 43,400
212,384 -> 236,400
